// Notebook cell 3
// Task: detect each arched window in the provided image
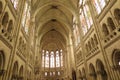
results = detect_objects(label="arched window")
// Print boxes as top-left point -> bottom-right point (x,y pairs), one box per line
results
11,61 -> 19,79
42,49 -> 64,69
88,41 -> 92,51
82,68 -> 86,80
89,63 -> 97,80
94,34 -> 98,45
96,59 -> 108,80
79,0 -> 93,35
91,38 -> 95,48
21,1 -> 30,34
83,4 -> 93,29
112,49 -> 120,73
56,50 -> 60,67
0,51 -> 5,72
19,66 -> 24,79
102,23 -> 109,36
11,0 -> 19,9
60,50 -> 63,67
114,8 -> 120,24
45,51 -> 49,68
107,17 -> 116,31
50,51 -> 55,68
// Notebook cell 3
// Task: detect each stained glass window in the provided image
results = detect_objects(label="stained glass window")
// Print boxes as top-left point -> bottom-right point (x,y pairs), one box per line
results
98,0 -> 106,9
60,50 -> 63,67
11,0 -> 19,9
42,50 -> 63,69
92,0 -> 107,14
79,0 -> 93,35
45,51 -> 49,68
84,5 -> 93,29
56,51 -> 60,67
50,51 -> 55,68
21,1 -> 30,34
92,0 -> 101,14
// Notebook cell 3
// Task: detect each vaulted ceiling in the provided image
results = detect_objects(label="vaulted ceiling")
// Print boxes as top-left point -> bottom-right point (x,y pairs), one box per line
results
31,0 -> 78,50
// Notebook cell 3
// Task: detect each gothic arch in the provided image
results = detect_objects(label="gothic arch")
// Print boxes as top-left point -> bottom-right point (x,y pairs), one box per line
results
94,34 -> 98,45
112,49 -> 120,72
91,38 -> 95,48
7,20 -> 13,34
79,70 -> 82,80
82,68 -> 86,80
102,23 -> 109,37
0,51 -> 5,76
11,61 -> 19,79
0,1 -> 3,14
114,8 -> 120,24
107,17 -> 116,31
1,12 -> 9,33
72,69 -> 76,80
88,41 -> 91,51
89,63 -> 97,80
96,59 -> 108,80
19,65 -> 24,79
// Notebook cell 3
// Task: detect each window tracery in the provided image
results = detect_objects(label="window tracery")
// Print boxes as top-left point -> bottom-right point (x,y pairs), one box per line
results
42,50 -> 64,68
79,0 -> 93,35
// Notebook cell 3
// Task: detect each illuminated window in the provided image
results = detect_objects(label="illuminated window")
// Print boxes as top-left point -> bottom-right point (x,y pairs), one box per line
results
84,5 -> 93,29
56,51 -> 60,67
45,51 -> 49,68
53,72 -> 55,75
42,51 -> 45,67
92,0 -> 101,14
50,51 -> 55,68
92,0 -> 107,14
42,50 -> 64,69
45,72 -> 47,76
50,72 -> 52,76
79,0 -> 93,35
98,0 -> 106,9
11,0 -> 19,9
21,1 -> 30,34
60,50 -> 63,67
58,71 -> 60,75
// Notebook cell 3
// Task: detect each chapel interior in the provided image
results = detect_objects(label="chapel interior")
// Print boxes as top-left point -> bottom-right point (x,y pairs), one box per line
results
0,0 -> 120,80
